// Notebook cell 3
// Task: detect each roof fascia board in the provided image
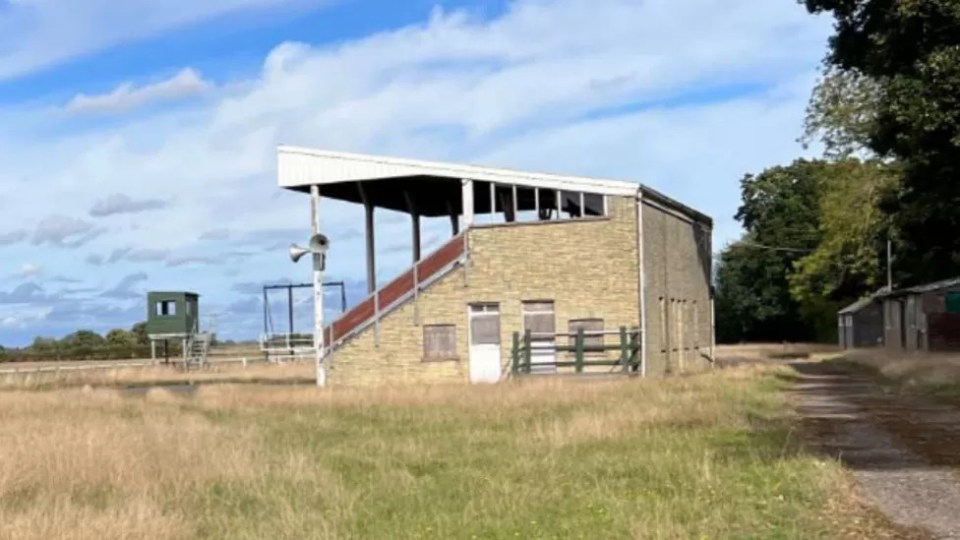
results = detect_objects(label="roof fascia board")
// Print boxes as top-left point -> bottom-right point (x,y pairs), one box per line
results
278,146 -> 640,197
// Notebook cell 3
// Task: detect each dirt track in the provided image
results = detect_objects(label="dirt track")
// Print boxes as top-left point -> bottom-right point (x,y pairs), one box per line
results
791,361 -> 960,539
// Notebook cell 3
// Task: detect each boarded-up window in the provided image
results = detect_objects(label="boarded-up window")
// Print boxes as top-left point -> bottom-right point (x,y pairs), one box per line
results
469,304 -> 500,345
523,301 -> 555,335
423,325 -> 457,360
569,318 -> 604,355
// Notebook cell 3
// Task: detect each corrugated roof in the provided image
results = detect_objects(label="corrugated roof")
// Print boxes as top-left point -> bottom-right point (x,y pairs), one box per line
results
839,294 -> 880,314
891,276 -> 960,295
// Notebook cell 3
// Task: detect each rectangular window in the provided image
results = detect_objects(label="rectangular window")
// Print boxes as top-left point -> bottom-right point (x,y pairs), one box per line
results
537,189 -> 558,220
155,300 -> 176,317
947,291 -> 960,314
561,191 -> 582,218
524,301 -> 556,372
583,193 -> 604,216
569,318 -> 604,356
186,301 -> 193,316
423,325 -> 457,361
523,301 -> 556,336
469,304 -> 500,345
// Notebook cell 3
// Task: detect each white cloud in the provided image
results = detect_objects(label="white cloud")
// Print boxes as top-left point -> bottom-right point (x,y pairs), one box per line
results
66,68 -> 211,114
31,215 -> 103,248
13,263 -> 43,279
89,193 -> 169,216
0,0 -> 831,343
0,0 -> 324,81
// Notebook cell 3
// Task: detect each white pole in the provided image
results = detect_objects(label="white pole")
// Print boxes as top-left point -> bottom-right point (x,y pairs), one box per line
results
310,185 -> 326,387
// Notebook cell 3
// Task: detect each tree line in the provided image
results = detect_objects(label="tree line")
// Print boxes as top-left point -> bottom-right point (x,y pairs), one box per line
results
0,324 -> 237,362
0,323 -> 158,362
716,0 -> 960,343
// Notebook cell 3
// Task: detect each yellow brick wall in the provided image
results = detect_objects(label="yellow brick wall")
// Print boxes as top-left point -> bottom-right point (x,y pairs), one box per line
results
327,195 -> 641,386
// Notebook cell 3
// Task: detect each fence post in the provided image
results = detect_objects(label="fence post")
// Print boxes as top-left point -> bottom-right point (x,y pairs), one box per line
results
632,330 -> 640,373
619,326 -> 628,373
511,332 -> 520,376
575,328 -> 585,373
524,329 -> 532,374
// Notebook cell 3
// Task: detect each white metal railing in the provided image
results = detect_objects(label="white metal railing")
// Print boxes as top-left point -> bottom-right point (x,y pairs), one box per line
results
0,356 -> 275,377
259,333 -> 317,362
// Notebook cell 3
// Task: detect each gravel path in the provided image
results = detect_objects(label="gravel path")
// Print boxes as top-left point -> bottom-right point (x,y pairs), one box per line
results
791,362 -> 960,539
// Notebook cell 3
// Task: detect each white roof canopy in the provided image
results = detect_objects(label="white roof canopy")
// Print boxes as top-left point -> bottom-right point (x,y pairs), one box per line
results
279,146 -> 640,195
277,146 -> 710,224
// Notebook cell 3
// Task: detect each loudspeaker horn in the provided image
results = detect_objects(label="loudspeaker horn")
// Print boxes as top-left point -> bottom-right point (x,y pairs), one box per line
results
308,233 -> 329,254
289,244 -> 310,263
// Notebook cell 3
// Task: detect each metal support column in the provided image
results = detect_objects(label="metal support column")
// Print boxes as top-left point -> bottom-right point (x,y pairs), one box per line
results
361,189 -> 376,293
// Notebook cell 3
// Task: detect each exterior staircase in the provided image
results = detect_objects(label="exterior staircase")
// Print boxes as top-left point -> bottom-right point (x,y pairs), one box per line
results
184,319 -> 213,369
322,232 -> 468,353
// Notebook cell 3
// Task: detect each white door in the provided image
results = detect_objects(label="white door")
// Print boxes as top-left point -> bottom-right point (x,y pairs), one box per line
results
469,304 -> 501,383
523,301 -> 556,374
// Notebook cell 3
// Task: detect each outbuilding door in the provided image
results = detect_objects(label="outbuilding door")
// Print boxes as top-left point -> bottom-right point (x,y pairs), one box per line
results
523,301 -> 557,374
469,304 -> 501,383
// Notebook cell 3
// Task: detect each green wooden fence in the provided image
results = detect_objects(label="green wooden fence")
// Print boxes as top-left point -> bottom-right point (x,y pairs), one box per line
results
510,327 -> 641,375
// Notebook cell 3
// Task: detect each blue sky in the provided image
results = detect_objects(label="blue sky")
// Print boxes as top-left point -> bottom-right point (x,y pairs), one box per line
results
0,0 -> 830,346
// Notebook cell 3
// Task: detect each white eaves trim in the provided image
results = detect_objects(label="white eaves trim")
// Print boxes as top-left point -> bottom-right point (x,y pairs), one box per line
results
278,146 -> 642,197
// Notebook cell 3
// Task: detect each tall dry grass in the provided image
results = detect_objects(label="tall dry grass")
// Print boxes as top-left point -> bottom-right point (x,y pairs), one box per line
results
843,349 -> 960,391
0,365 -> 888,539
0,361 -> 314,391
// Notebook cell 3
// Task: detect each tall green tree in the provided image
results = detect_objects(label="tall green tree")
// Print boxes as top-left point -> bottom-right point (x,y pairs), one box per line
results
790,159 -> 899,336
715,160 -> 825,342
801,0 -> 960,283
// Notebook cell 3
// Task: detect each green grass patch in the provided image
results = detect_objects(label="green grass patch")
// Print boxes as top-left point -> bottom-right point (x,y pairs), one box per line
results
173,369 -> 854,539
1,367 -> 880,539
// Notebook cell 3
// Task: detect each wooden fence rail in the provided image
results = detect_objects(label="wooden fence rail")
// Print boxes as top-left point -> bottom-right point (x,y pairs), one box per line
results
510,326 -> 641,375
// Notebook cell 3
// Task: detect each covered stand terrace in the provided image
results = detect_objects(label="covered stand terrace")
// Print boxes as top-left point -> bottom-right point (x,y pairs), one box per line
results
277,146 -> 642,347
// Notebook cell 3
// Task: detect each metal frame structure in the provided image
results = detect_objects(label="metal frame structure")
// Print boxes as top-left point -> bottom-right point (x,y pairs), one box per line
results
261,281 -> 347,337
260,281 -> 347,364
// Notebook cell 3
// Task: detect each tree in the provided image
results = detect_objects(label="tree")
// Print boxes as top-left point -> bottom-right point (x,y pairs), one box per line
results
30,337 -> 60,359
802,67 -> 881,159
801,0 -> 960,283
62,330 -> 105,359
106,328 -> 137,349
790,159 -> 900,338
131,322 -> 149,345
63,330 -> 105,348
715,160 -> 826,342
790,159 -> 899,303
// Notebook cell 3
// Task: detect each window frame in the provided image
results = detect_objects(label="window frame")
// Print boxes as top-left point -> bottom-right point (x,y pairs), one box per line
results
422,324 -> 459,362
155,300 -> 177,317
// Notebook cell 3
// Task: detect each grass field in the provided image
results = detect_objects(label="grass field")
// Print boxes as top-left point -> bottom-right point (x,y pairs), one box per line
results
0,365 -> 888,539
